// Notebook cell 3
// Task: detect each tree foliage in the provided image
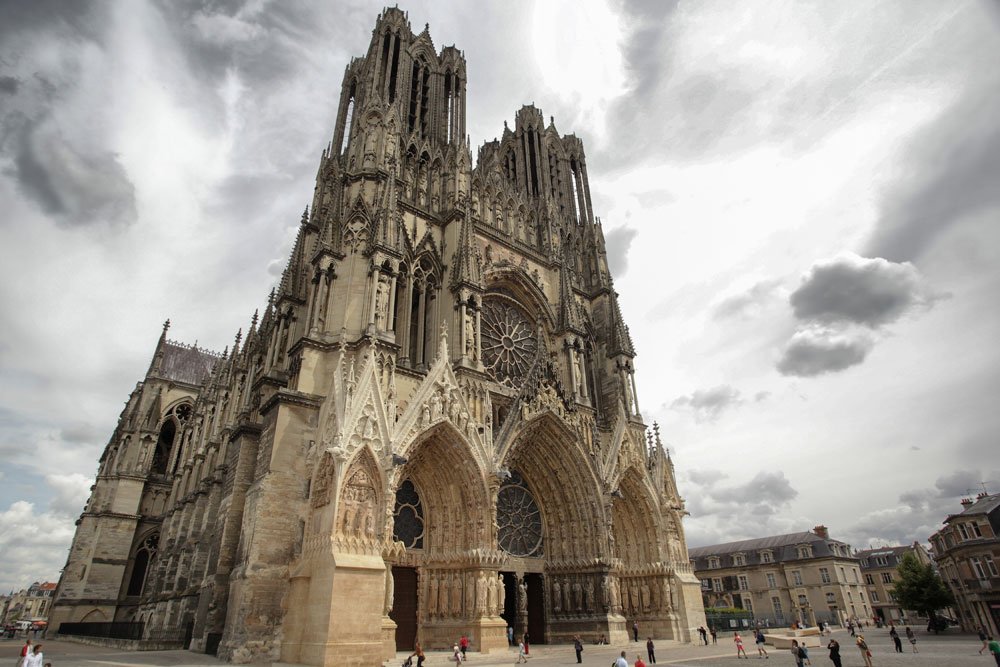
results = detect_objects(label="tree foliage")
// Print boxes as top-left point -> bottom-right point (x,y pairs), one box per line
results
891,553 -> 954,623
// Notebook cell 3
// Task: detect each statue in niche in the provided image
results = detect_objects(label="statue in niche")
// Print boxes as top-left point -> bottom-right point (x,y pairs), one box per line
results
611,577 -> 621,612
428,575 -> 439,616
623,373 -> 634,413
464,310 -> 477,361
517,578 -> 527,613
552,580 -> 562,613
363,127 -> 377,168
466,572 -> 476,618
421,403 -> 431,427
430,391 -> 442,421
497,574 -> 506,612
651,578 -> 660,610
620,581 -> 630,613
584,580 -> 595,613
438,573 -> 449,616
562,578 -> 571,614
662,578 -> 673,611
574,350 -> 586,394
452,572 -> 463,618
482,573 -> 493,614
640,582 -> 650,612
374,273 -> 390,329
431,165 -> 441,210
600,576 -> 611,611
384,568 -> 394,615
573,580 -> 583,612
630,581 -> 640,614
418,165 -> 428,206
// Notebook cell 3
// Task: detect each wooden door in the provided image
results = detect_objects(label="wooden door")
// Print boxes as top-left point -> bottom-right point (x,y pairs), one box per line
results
390,566 -> 418,651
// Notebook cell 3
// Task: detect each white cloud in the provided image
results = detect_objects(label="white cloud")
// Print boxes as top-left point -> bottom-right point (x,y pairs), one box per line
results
0,501 -> 76,592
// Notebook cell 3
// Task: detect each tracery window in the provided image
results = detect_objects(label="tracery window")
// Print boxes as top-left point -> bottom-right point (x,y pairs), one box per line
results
127,532 -> 158,596
496,471 -> 543,557
480,298 -> 537,387
392,479 -> 424,549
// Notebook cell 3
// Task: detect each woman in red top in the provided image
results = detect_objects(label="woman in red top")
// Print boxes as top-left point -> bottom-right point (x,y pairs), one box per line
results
634,654 -> 647,667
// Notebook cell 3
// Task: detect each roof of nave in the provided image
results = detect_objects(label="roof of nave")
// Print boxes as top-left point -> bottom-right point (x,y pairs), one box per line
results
689,530 -> 850,560
160,340 -> 221,385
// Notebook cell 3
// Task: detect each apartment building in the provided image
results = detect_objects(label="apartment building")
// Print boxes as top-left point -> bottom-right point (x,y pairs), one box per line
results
856,543 -> 933,624
930,492 -> 1000,635
690,526 -> 869,627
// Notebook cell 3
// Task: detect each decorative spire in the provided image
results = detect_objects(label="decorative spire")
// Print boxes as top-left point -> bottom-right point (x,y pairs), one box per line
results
449,203 -> 484,290
557,262 -> 584,334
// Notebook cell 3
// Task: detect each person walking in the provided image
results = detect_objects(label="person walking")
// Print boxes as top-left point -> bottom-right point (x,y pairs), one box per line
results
460,635 -> 468,660
516,639 -> 528,663
847,621 -> 855,638
523,632 -> 530,655
734,632 -> 748,659
646,636 -> 656,664
888,626 -> 902,653
755,629 -> 769,659
856,635 -> 872,667
17,639 -> 33,667
23,644 -> 44,667
904,626 -> 916,652
790,640 -> 805,667
633,620 -> 640,642
987,635 -> 1000,666
615,651 -> 629,667
573,635 -> 583,664
826,639 -> 841,667
980,628 -> 989,655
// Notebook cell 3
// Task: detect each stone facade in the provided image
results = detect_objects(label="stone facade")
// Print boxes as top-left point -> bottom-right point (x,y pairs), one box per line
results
691,527 -> 868,627
855,543 -> 934,624
48,8 -> 706,666
930,492 -> 1000,635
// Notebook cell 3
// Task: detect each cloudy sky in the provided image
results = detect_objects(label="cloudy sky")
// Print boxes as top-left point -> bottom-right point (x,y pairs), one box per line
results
1,0 -> 998,592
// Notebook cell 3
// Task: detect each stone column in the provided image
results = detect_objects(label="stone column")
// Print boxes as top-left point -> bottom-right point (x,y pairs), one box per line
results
368,265 -> 381,327
415,283 -> 426,367
629,369 -> 640,416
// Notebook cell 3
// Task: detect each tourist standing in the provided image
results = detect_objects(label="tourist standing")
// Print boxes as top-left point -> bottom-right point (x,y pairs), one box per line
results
633,620 -> 640,642
523,632 -> 530,655
573,635 -> 583,664
615,650 -> 629,667
710,626 -> 717,644
23,644 -> 44,667
734,632 -> 748,658
790,640 -> 805,667
904,626 -> 916,652
889,626 -> 902,653
826,639 -> 841,667
646,636 -> 656,664
507,626 -> 514,646
460,635 -> 468,659
856,635 -> 872,667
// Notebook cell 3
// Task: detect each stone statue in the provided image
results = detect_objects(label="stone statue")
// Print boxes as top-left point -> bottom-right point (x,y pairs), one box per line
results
640,582 -> 650,612
384,568 -> 394,615
562,578 -> 571,614
584,580 -> 595,613
464,310 -> 476,361
601,576 -> 611,611
497,574 -> 506,612
552,580 -> 562,613
374,274 -> 389,329
451,572 -> 463,618
466,572 -> 476,618
485,573 -> 495,615
428,575 -> 439,616
430,391 -> 442,420
517,578 -> 527,613
573,580 -> 583,612
438,573 -> 449,616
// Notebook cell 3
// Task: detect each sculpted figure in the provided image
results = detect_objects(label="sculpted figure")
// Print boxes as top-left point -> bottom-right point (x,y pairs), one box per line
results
384,568 -> 394,615
430,391 -> 442,420
651,578 -> 660,610
601,576 -> 611,611
466,572 -> 476,618
452,572 -> 463,617
439,573 -> 449,615
428,575 -> 439,616
485,573 -> 496,615
562,578 -> 572,613
552,580 -> 562,613
640,582 -> 650,612
497,574 -> 506,612
584,580 -> 595,612
611,577 -> 621,612
518,578 -> 528,613
573,580 -> 583,612
464,311 -> 476,360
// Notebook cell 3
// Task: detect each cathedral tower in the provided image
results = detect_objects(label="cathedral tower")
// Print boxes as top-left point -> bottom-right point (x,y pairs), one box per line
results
49,9 -> 706,666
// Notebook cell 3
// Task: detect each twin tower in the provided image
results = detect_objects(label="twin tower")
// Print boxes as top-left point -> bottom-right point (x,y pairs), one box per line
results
49,8 -> 705,666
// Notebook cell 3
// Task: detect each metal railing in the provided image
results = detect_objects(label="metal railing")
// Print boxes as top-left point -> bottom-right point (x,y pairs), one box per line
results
57,622 -> 144,640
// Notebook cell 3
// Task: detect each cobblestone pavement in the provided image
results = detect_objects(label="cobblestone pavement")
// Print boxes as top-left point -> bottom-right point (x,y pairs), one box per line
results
0,629 -> 991,666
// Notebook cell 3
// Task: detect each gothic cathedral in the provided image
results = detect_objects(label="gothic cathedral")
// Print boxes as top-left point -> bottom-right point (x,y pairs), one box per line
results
49,9 -> 706,665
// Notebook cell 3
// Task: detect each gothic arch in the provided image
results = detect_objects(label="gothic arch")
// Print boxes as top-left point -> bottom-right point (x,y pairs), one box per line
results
612,466 -> 662,568
397,421 -> 490,556
483,269 -> 556,333
334,447 -> 383,542
501,413 -> 604,562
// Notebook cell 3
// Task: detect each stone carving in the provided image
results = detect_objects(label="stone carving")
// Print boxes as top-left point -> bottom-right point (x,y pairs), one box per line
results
481,572 -> 492,615
310,451 -> 335,508
497,574 -> 505,613
640,582 -> 650,612
451,571 -> 462,618
384,567 -> 394,615
562,578 -> 571,614
438,572 -> 449,616
573,580 -> 583,612
552,580 -> 561,613
428,575 -> 438,616
517,577 -> 527,613
601,575 -> 611,611
374,273 -> 390,329
584,579 -> 595,613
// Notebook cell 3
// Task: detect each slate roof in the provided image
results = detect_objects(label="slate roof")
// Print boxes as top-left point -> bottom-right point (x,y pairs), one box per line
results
948,493 -> 1000,520
689,531 -> 854,569
160,341 -> 220,385
855,545 -> 913,570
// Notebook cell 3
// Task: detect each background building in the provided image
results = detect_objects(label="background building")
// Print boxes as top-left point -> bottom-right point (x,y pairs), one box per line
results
856,543 -> 933,624
930,492 -> 1000,635
0,582 -> 56,627
691,526 -> 868,627
48,9 -> 706,666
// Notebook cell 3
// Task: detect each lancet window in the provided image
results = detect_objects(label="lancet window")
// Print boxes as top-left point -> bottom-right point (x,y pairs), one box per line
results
126,532 -> 158,596
392,479 -> 424,549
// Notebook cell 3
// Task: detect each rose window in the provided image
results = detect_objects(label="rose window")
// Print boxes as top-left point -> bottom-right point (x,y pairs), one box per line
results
496,471 -> 543,557
481,299 -> 537,386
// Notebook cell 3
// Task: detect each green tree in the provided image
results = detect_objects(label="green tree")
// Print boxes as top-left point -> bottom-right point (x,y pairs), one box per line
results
890,553 -> 954,632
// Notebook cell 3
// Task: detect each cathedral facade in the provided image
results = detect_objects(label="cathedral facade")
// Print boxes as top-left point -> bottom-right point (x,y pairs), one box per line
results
49,9 -> 705,665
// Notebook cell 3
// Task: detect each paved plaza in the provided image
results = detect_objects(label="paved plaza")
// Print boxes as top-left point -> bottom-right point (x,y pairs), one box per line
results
0,630 -> 992,667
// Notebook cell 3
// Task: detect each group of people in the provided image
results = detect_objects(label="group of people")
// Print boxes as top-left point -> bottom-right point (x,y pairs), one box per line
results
696,625 -> 717,645
15,640 -> 48,667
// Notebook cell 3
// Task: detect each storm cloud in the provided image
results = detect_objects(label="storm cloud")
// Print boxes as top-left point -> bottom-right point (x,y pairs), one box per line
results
604,224 -> 639,278
671,384 -> 743,422
777,327 -> 873,377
